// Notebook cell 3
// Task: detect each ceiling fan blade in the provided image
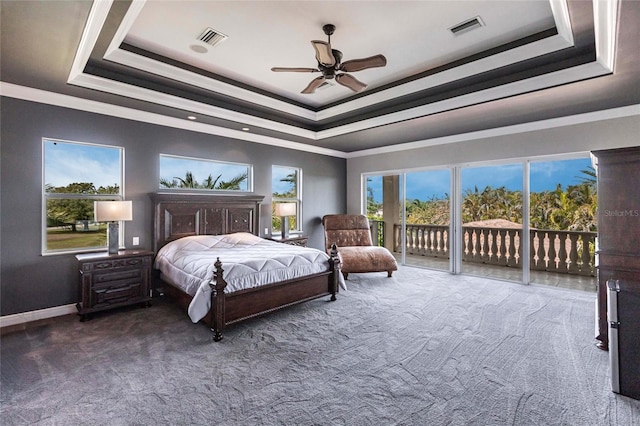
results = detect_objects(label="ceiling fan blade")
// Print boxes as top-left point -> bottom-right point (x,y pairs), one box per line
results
311,40 -> 336,67
301,76 -> 326,94
340,54 -> 387,72
271,67 -> 319,73
335,73 -> 367,92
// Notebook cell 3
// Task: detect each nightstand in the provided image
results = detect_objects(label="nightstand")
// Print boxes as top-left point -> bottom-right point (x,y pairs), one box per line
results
266,235 -> 309,247
76,250 -> 154,321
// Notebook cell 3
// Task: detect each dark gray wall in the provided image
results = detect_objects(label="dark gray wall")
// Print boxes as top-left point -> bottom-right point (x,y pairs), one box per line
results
0,98 -> 346,315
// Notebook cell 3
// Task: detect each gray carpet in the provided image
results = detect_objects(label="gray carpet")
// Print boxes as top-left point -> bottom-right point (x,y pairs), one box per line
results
2,266 -> 639,425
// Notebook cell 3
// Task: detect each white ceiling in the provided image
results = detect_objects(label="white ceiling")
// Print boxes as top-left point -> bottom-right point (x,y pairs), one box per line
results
122,1 -> 556,107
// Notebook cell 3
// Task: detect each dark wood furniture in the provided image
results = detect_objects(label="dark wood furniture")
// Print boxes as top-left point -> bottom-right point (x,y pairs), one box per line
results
150,192 -> 261,253
593,147 -> 640,399
265,235 -> 309,247
150,193 -> 340,341
593,147 -> 640,350
76,250 -> 153,321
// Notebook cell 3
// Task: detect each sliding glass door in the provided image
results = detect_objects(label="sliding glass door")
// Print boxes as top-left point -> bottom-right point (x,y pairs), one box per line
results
403,170 -> 451,271
460,163 -> 523,281
529,157 -> 597,291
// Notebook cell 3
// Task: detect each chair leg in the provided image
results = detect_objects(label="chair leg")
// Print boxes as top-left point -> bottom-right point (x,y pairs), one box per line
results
387,271 -> 393,277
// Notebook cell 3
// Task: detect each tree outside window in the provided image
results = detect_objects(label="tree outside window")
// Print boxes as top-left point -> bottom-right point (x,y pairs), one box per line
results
272,166 -> 301,233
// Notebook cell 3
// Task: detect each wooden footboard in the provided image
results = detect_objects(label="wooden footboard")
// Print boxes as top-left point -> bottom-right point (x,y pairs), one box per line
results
209,245 -> 340,341
160,246 -> 340,342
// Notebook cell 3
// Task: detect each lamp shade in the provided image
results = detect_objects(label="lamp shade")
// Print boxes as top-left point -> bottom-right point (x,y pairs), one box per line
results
274,202 -> 296,217
94,201 -> 133,222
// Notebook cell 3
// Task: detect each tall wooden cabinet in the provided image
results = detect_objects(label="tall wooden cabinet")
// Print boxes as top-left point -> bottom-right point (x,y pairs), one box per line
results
593,146 -> 640,400
593,147 -> 640,348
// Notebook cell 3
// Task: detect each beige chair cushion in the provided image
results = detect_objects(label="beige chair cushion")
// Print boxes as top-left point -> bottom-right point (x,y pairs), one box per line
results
336,246 -> 398,274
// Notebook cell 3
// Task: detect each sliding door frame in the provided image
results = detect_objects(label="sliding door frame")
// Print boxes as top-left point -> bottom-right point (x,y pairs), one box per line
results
361,151 -> 592,285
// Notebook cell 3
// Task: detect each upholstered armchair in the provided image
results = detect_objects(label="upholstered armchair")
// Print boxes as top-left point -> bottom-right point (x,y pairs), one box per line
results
322,214 -> 398,279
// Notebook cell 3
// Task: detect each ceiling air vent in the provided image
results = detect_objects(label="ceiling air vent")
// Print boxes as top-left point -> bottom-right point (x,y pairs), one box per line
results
449,16 -> 485,36
198,27 -> 228,47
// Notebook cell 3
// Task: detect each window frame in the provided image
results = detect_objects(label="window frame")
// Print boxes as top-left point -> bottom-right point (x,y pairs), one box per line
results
271,165 -> 302,233
159,153 -> 254,192
42,138 -> 125,255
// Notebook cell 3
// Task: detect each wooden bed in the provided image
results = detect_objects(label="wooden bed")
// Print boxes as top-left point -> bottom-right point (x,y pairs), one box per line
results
150,193 -> 340,341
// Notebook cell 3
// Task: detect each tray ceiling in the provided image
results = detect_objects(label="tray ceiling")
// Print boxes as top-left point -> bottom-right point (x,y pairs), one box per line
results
2,0 -> 637,156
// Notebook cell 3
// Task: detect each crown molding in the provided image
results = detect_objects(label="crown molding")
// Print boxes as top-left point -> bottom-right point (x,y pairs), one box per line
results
3,82 -> 636,162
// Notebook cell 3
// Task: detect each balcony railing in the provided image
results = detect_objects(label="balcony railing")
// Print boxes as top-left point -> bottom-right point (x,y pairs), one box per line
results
391,223 -> 596,277
370,219 -> 385,247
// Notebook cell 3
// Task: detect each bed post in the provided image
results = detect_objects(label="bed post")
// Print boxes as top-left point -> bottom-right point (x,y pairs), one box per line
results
329,243 -> 340,301
209,257 -> 227,341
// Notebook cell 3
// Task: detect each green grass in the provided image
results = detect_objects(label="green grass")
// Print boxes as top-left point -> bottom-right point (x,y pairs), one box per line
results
46,228 -> 106,250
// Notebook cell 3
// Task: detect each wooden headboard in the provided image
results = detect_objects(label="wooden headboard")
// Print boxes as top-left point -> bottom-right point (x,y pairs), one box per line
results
150,193 -> 264,252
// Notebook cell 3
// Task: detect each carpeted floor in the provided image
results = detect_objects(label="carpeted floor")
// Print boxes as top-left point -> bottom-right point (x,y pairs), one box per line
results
1,266 -> 639,425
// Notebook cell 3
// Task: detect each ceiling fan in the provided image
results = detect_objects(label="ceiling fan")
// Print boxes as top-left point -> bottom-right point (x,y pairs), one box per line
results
271,24 -> 387,94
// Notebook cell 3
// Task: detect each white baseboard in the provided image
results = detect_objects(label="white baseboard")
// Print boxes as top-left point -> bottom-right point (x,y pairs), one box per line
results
0,304 -> 77,328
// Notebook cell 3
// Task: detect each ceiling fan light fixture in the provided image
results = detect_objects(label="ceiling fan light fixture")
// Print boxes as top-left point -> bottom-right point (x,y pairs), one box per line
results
273,23 -> 387,94
449,16 -> 485,36
198,27 -> 228,47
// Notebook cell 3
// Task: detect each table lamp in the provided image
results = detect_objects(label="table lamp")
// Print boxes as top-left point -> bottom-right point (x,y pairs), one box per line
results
94,200 -> 132,254
274,202 -> 296,239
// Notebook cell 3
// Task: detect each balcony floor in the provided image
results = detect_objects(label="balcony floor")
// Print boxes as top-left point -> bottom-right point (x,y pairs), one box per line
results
396,253 -> 596,292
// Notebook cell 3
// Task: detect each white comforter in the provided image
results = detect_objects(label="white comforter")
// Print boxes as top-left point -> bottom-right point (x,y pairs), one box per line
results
154,233 -> 341,322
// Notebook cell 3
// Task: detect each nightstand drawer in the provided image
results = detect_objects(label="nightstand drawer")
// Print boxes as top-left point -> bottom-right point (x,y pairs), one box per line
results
92,281 -> 144,308
83,257 -> 147,272
94,268 -> 142,284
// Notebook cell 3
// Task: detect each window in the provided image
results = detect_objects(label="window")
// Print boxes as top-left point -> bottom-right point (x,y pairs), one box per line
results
43,139 -> 124,254
272,166 -> 301,233
159,154 -> 252,191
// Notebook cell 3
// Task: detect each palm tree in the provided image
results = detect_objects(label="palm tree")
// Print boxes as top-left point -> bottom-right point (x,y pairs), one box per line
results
159,171 -> 247,190
577,165 -> 597,189
216,172 -> 248,190
174,171 -> 199,188
462,186 -> 484,222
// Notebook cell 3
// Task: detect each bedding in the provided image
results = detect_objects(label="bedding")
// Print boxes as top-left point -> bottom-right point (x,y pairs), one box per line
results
154,232 -> 344,322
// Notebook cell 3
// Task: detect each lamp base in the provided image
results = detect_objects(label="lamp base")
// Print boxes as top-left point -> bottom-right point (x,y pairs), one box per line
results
281,216 -> 290,239
107,222 -> 120,254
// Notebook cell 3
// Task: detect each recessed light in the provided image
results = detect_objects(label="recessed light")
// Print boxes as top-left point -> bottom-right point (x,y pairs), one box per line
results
187,115 -> 197,120
242,127 -> 250,132
189,44 -> 208,54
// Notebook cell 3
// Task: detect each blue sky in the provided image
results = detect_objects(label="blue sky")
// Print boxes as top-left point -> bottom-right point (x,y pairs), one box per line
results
272,166 -> 297,195
44,140 -> 122,188
368,157 -> 593,202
